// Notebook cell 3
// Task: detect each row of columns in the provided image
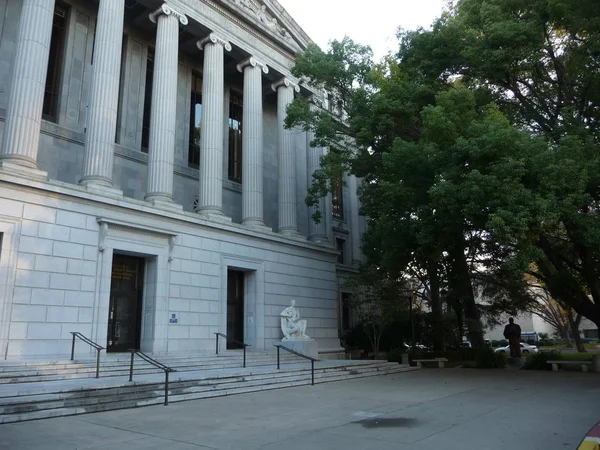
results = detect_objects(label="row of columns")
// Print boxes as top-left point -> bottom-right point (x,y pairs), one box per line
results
0,0 -> 327,240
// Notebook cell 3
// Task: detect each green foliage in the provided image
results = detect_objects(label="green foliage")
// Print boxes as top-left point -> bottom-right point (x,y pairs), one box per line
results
285,0 -> 600,351
558,352 -> 594,362
472,348 -> 507,369
524,350 -> 561,370
387,347 -> 408,364
400,0 -> 600,328
342,264 -> 409,356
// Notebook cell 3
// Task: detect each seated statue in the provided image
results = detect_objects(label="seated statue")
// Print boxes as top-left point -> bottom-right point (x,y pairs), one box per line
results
280,300 -> 309,340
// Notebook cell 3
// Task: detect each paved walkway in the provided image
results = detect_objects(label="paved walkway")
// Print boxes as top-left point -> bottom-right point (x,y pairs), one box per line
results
1,369 -> 598,450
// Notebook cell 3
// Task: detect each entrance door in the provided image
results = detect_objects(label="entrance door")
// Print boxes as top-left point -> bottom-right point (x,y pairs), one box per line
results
107,254 -> 144,352
226,270 -> 245,349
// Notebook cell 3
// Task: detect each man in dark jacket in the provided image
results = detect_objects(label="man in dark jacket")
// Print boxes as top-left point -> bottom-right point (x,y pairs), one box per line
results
503,318 -> 522,357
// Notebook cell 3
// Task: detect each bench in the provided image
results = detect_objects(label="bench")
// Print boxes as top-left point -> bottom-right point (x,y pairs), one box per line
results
547,360 -> 592,373
414,358 -> 448,369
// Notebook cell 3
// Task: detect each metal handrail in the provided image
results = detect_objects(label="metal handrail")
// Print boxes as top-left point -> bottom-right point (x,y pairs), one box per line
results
274,344 -> 319,386
70,332 -> 104,378
214,333 -> 250,368
128,349 -> 176,406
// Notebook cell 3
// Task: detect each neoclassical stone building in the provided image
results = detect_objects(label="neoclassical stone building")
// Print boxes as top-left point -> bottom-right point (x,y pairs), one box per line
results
0,0 -> 364,359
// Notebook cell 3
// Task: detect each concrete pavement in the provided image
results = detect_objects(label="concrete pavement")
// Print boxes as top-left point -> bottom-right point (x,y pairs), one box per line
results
1,369 -> 598,449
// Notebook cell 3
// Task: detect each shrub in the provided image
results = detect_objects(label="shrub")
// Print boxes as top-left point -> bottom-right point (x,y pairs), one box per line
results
473,348 -> 507,369
387,347 -> 406,363
524,349 -> 561,370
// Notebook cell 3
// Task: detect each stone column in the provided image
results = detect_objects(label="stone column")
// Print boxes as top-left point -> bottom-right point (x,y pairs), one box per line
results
348,174 -> 362,263
196,33 -> 232,218
237,57 -> 269,228
306,129 -> 328,243
0,0 -> 55,177
80,0 -> 125,191
145,4 -> 187,206
272,78 -> 301,236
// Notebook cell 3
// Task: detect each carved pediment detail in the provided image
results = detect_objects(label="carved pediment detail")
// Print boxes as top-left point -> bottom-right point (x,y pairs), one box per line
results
234,0 -> 293,42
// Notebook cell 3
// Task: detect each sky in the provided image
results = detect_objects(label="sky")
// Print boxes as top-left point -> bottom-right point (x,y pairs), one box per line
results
277,0 -> 448,60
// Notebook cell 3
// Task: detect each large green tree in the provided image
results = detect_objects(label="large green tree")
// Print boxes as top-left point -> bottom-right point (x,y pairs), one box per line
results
400,0 -> 600,329
286,38 -> 545,349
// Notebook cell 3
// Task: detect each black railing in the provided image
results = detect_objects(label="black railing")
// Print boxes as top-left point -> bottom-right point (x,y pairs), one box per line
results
274,344 -> 319,386
128,349 -> 176,406
214,333 -> 250,368
70,332 -> 104,378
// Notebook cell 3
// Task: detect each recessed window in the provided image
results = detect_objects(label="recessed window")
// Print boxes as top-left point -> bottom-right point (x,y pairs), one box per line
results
42,2 -> 69,122
188,73 -> 202,168
228,91 -> 243,182
341,293 -> 351,331
332,178 -> 344,220
115,35 -> 127,145
141,47 -> 155,152
336,238 -> 346,264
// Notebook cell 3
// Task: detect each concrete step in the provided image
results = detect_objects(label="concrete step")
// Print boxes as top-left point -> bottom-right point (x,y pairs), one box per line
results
0,352 -> 306,383
0,361 -> 416,423
0,362 -> 400,406
0,359 -> 301,381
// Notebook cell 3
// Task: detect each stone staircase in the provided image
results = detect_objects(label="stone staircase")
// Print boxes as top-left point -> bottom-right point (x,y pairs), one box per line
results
0,351 -> 416,424
0,351 -> 305,384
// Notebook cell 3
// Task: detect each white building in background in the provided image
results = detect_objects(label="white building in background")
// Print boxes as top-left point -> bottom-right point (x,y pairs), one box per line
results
0,0 -> 365,359
485,313 -> 597,342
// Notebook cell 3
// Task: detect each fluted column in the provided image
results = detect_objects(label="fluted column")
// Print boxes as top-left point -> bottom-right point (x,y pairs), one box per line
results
0,0 -> 55,175
145,4 -> 187,205
196,33 -> 232,217
237,57 -> 269,228
272,78 -> 301,236
80,0 -> 125,189
306,129 -> 328,243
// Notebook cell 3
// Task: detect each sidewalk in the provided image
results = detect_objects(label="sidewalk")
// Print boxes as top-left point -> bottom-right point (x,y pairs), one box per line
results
1,369 -> 598,450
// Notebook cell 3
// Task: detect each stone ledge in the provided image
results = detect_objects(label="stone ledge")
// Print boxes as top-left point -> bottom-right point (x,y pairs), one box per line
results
0,171 -> 338,256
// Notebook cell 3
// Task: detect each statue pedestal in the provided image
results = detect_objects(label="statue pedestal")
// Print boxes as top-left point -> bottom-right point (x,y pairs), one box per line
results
282,339 -> 319,359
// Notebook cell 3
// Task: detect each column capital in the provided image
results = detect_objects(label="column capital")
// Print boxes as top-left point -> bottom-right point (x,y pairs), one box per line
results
149,3 -> 188,25
271,77 -> 300,93
197,33 -> 232,51
237,57 -> 269,74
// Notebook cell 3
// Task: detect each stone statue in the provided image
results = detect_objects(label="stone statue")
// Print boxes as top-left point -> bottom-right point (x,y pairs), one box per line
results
280,300 -> 309,340
503,317 -> 522,357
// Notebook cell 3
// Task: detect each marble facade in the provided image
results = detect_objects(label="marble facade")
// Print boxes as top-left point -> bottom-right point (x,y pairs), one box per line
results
0,0 -> 364,359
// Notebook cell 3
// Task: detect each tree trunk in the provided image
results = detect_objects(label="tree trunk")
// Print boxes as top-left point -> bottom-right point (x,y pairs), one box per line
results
557,324 -> 572,347
448,241 -> 485,349
428,261 -> 444,351
567,311 -> 586,353
450,293 -> 464,347
537,236 -> 600,330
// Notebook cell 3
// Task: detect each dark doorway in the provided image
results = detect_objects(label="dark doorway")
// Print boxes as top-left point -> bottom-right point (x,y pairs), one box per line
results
107,254 -> 145,352
226,270 -> 245,349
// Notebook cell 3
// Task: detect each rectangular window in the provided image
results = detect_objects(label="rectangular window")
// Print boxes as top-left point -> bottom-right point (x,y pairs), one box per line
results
228,91 -> 243,182
141,47 -> 155,152
341,293 -> 351,331
42,2 -> 69,122
336,238 -> 346,264
188,73 -> 202,168
115,34 -> 127,145
332,178 -> 344,220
